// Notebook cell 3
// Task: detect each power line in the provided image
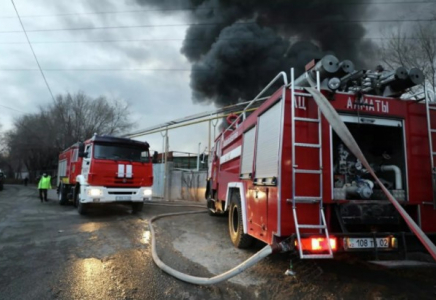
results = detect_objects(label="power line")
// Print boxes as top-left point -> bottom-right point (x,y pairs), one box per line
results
10,0 -> 55,102
0,1 -> 434,19
0,103 -> 26,113
0,68 -> 197,72
0,36 -> 435,45
0,18 -> 435,34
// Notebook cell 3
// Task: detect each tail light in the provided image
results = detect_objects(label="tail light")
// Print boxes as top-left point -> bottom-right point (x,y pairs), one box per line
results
296,237 -> 337,252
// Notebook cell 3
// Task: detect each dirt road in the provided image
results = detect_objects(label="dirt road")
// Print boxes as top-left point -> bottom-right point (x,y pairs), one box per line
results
0,185 -> 435,300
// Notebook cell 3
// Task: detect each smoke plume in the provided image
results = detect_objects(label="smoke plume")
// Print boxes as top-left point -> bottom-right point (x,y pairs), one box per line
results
137,0 -> 376,106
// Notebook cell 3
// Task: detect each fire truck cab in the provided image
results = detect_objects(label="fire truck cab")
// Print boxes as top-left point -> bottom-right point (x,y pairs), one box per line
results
206,55 -> 436,259
57,135 -> 153,214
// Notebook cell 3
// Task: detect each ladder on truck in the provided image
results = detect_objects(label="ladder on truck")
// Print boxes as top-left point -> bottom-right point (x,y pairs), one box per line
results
290,69 -> 333,259
425,90 -> 436,209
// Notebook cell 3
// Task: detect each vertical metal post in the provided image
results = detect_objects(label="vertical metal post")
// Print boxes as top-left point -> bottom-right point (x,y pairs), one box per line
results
291,68 -> 303,258
160,131 -> 166,163
208,120 -> 211,158
197,142 -> 201,171
291,68 -> 296,209
164,128 -> 169,201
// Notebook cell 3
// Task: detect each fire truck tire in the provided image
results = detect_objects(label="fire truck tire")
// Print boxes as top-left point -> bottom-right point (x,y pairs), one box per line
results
73,185 -> 79,208
76,194 -> 88,215
58,183 -> 68,206
228,197 -> 254,249
132,202 -> 144,213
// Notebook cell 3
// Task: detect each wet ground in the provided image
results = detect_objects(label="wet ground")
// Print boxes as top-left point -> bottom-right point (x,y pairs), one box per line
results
1,185 -> 436,300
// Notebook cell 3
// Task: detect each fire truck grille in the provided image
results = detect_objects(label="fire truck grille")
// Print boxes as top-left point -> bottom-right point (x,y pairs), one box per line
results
108,191 -> 136,195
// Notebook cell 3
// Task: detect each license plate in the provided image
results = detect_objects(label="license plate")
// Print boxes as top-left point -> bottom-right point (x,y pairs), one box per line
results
346,237 -> 390,249
115,196 -> 132,201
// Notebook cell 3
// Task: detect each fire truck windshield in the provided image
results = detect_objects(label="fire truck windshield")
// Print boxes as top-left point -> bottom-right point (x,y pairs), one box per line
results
93,144 -> 150,162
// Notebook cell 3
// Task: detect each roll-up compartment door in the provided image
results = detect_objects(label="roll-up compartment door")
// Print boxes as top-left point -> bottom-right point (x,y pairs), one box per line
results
240,126 -> 256,178
255,101 -> 282,179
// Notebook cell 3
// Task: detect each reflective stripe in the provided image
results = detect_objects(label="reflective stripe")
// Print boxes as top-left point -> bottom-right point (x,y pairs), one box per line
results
118,164 -> 125,178
126,165 -> 133,178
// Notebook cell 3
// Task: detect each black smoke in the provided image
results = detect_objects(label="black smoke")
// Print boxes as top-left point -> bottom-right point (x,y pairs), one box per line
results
136,0 -> 376,106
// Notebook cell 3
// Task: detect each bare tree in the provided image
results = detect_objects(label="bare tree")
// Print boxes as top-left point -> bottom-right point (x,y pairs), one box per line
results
48,91 -> 134,150
5,91 -> 135,179
381,22 -> 436,93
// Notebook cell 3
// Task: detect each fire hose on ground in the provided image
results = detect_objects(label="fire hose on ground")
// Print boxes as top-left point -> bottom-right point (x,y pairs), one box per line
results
146,87 -> 436,286
146,202 -> 274,285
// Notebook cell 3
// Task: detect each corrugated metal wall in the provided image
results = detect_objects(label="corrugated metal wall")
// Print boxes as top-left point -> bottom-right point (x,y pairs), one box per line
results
152,163 -> 207,201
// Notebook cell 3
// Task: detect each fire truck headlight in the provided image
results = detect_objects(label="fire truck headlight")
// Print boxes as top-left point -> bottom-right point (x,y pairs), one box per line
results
143,189 -> 152,197
88,188 -> 103,197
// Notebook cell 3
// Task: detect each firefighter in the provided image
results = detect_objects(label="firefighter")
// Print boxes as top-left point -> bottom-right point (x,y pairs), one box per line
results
38,173 -> 52,202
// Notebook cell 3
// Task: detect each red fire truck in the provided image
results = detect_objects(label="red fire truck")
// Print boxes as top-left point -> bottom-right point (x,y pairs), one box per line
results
206,55 -> 436,259
57,135 -> 153,214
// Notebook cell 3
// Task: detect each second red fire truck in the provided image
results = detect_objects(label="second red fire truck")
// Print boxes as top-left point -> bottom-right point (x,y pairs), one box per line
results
57,135 -> 153,214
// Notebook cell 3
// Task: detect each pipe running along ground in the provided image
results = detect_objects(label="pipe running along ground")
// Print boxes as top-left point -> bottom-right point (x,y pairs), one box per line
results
305,87 -> 436,261
147,204 -> 274,285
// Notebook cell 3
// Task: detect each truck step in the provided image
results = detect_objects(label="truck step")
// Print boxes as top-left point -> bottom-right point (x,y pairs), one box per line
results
294,142 -> 321,148
294,117 -> 320,123
300,254 -> 333,259
298,224 -> 326,229
293,92 -> 313,97
288,196 -> 322,203
294,169 -> 322,174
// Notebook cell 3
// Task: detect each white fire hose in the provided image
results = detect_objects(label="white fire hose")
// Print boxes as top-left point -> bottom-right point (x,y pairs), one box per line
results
147,203 -> 274,285
306,87 -> 436,261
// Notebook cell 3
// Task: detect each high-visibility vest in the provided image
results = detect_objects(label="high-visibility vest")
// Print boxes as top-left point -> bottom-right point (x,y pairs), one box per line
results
38,176 -> 52,189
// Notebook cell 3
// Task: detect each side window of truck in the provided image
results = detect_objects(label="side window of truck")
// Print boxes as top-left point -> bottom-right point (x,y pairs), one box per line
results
72,149 -> 78,162
84,145 -> 91,159
141,151 -> 150,163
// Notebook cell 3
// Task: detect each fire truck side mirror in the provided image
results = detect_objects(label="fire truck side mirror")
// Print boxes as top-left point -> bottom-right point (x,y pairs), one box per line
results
78,142 -> 85,158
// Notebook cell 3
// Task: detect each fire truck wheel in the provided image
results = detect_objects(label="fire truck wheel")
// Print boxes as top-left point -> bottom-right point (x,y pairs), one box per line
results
228,197 -> 254,249
77,194 -> 88,215
58,183 -> 68,206
73,185 -> 79,208
132,202 -> 144,213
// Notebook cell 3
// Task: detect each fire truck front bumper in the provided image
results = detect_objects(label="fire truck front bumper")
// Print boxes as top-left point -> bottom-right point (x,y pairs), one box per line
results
80,186 -> 152,203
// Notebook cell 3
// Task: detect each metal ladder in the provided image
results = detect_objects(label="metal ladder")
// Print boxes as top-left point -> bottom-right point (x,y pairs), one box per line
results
425,90 -> 436,209
290,68 -> 333,259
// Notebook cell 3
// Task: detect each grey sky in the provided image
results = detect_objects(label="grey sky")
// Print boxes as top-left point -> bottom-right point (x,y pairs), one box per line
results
0,0 -> 214,155
0,0 -> 434,155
